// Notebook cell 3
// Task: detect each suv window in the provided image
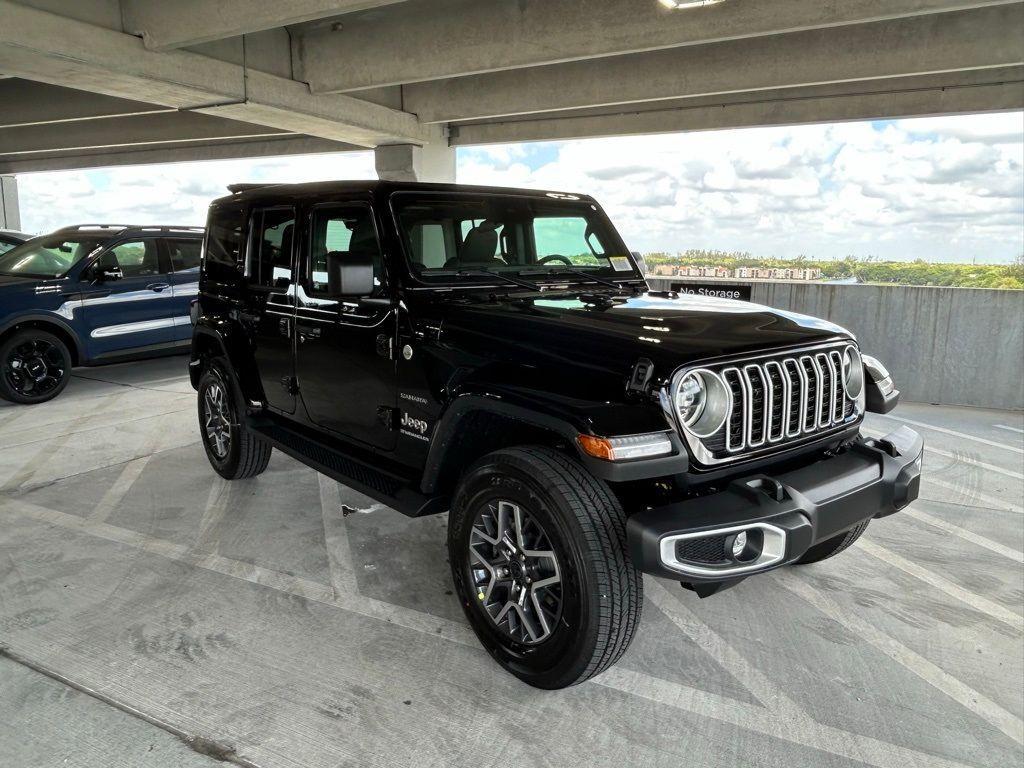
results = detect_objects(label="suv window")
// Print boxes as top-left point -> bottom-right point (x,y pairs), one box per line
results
533,215 -> 607,265
167,238 -> 201,273
204,203 -> 244,281
95,240 -> 165,278
309,205 -> 384,295
0,235 -> 106,278
252,208 -> 294,288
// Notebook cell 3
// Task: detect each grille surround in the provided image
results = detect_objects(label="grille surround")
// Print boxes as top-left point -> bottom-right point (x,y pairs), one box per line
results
666,341 -> 863,467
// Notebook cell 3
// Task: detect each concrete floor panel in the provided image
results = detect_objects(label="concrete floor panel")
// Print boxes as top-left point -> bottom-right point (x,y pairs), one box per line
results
1,357 -> 1021,768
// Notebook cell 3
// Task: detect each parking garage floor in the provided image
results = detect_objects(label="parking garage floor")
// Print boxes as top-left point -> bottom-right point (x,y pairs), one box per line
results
0,356 -> 1021,768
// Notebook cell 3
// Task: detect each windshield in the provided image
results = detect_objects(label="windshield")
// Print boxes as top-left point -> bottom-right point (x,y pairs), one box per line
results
0,234 -> 106,278
391,192 -> 641,284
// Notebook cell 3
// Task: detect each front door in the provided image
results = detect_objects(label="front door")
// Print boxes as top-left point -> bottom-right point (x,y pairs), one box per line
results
294,202 -> 397,450
247,206 -> 297,414
80,238 -> 175,359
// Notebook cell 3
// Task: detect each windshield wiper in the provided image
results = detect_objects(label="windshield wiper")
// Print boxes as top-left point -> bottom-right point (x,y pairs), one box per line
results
431,268 -> 542,292
520,269 -> 637,291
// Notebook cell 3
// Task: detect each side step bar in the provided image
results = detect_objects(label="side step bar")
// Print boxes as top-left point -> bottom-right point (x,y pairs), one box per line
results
246,416 -> 447,518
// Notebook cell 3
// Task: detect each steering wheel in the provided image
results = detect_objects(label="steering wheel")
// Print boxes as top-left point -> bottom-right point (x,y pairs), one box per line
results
538,254 -> 572,266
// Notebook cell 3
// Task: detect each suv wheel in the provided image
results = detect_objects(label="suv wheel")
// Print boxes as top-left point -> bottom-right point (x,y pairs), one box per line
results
0,329 -> 72,404
794,520 -> 869,565
448,446 -> 642,689
197,360 -> 272,479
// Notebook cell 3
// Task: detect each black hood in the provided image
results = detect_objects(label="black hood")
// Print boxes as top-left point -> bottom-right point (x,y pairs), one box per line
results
435,290 -> 852,384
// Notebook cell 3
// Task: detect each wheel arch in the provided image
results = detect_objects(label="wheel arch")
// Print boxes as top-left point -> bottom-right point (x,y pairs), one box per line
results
421,395 -> 585,496
0,314 -> 83,366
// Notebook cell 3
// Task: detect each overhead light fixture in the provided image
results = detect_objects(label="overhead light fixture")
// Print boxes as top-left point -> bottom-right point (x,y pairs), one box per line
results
659,0 -> 728,9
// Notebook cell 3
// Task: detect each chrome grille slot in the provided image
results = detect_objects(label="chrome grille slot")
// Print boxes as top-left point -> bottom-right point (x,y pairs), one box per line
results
676,342 -> 861,466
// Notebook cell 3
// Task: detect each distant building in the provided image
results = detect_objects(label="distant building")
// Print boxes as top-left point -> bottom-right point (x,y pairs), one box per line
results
650,261 -> 821,281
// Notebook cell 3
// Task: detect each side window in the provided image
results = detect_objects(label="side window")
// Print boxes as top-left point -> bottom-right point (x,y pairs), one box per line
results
97,240 -> 163,278
252,208 -> 295,288
308,205 -> 383,296
532,216 -> 607,266
409,222 -> 448,269
167,239 -> 201,274
204,204 -> 244,281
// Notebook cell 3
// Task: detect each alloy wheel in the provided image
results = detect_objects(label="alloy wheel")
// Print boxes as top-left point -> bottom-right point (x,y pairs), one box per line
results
468,500 -> 563,644
4,338 -> 66,398
203,381 -> 232,459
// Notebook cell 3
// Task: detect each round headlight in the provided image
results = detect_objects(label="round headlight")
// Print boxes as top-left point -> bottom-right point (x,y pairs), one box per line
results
842,345 -> 863,400
675,370 -> 729,437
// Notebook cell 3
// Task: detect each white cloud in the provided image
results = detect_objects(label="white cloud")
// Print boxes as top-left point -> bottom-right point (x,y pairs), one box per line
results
15,113 -> 1023,263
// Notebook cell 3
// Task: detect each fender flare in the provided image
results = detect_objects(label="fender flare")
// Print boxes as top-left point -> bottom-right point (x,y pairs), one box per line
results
189,322 -> 263,404
421,392 -> 689,492
0,312 -> 85,364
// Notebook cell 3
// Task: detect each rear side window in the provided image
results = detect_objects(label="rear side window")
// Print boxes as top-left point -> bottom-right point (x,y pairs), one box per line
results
252,207 -> 295,288
204,204 -> 244,281
167,239 -> 201,273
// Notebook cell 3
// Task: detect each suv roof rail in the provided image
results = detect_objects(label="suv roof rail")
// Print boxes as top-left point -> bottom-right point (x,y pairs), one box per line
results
227,183 -> 280,194
54,224 -> 204,234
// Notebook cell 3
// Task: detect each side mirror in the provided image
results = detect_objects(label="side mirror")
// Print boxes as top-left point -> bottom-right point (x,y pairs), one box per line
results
631,250 -> 648,276
98,266 -> 123,282
327,252 -> 374,298
862,354 -> 900,414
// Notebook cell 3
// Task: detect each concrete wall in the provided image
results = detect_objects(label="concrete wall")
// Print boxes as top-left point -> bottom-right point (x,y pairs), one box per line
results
647,278 -> 1024,411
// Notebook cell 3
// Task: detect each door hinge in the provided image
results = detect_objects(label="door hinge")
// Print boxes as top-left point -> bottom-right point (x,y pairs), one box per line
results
280,375 -> 298,395
377,406 -> 399,430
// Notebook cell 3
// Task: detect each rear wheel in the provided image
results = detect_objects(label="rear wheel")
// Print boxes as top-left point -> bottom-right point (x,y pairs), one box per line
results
448,446 -> 642,689
0,329 -> 72,404
197,360 -> 271,479
795,520 -> 869,565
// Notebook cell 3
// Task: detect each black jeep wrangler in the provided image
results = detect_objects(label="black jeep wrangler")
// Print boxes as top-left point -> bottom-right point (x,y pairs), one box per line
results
189,181 -> 922,689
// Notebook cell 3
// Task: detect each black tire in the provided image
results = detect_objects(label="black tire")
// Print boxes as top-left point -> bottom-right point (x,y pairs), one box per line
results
197,359 -> 271,480
0,329 -> 72,404
794,520 -> 869,565
448,446 -> 642,689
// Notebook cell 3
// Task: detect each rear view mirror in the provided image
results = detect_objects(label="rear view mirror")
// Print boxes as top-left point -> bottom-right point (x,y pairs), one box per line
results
326,252 -> 373,297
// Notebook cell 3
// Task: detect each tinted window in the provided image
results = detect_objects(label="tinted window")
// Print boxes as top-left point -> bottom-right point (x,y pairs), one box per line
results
204,204 -> 244,281
96,240 -> 164,278
167,239 -> 201,273
253,208 -> 295,288
0,235 -> 23,255
309,205 -> 383,295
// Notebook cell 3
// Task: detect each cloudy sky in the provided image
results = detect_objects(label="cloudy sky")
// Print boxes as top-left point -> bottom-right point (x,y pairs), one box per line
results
17,112 -> 1023,264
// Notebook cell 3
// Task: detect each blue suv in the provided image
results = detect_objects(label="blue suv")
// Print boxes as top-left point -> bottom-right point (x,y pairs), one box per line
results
0,224 -> 204,403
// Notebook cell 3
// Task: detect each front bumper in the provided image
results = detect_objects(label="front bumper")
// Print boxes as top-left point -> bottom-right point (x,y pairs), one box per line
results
626,426 -> 923,588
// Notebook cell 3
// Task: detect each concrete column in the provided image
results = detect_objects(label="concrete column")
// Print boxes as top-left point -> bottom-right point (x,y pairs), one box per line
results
0,175 -> 21,230
374,142 -> 456,183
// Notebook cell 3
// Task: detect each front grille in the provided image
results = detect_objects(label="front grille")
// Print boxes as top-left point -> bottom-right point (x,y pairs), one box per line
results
683,343 -> 859,465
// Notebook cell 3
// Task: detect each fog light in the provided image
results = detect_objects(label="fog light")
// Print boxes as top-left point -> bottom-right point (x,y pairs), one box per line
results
731,531 -> 747,558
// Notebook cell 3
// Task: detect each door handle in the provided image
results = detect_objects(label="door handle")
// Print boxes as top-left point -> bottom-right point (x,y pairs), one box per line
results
146,283 -> 171,293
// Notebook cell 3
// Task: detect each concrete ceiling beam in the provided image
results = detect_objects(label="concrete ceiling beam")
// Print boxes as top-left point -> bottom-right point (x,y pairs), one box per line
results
0,0 -> 430,147
402,3 -> 1024,123
122,0 -> 409,51
297,0 -> 1020,93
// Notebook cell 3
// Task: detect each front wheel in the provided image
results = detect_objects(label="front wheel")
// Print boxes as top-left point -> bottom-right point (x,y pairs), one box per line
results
448,446 -> 642,689
0,329 -> 72,404
197,360 -> 272,480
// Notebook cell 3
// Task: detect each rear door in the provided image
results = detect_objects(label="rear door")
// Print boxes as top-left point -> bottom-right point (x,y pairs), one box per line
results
79,238 -> 176,358
163,237 -> 202,342
294,201 -> 397,450
245,206 -> 297,414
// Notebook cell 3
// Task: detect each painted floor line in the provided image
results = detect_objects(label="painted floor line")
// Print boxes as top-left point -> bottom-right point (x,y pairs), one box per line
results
924,475 -> 1022,515
994,424 -> 1024,435
774,569 -> 1024,748
863,427 -> 1023,481
900,506 -> 1024,564
3,497 -> 990,768
871,414 -> 1024,455
855,538 -> 1024,631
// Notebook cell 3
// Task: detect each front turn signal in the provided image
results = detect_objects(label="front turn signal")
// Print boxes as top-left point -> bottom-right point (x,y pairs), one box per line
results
577,432 -> 673,461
